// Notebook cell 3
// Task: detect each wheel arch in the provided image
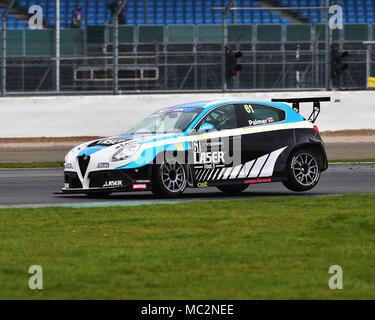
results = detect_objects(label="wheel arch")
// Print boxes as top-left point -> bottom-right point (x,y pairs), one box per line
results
151,149 -> 192,180
289,142 -> 328,171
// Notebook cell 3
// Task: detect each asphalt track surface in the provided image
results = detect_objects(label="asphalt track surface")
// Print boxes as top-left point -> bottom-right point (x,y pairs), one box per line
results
0,163 -> 374,208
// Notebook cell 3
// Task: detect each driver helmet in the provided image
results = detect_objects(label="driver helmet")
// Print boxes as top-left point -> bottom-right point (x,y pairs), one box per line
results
217,113 -> 229,125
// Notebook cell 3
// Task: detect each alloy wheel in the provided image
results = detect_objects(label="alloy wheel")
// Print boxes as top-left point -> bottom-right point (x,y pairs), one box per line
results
160,160 -> 186,193
291,152 -> 319,186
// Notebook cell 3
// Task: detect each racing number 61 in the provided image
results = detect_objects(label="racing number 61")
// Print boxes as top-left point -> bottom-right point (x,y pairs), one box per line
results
193,141 -> 200,153
244,104 -> 254,113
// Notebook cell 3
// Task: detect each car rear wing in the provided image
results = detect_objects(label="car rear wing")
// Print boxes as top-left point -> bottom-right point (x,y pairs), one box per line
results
271,97 -> 331,123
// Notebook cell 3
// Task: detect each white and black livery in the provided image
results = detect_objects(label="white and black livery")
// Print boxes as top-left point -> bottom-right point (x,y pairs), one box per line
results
56,97 -> 329,197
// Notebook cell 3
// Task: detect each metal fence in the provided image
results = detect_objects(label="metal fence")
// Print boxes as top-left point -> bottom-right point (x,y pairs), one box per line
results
1,23 -> 373,95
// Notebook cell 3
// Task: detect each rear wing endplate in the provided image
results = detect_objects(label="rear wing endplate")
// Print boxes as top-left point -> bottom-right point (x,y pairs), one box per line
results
271,97 -> 331,123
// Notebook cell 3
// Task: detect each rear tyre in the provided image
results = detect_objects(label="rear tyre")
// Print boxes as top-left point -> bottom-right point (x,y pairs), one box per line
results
152,159 -> 187,198
283,149 -> 321,192
216,184 -> 248,195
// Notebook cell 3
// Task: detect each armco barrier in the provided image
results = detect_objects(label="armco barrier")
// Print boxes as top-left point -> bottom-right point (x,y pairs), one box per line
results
0,91 -> 374,138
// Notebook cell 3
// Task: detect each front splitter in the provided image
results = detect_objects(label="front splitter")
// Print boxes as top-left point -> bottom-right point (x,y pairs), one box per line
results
54,186 -> 151,195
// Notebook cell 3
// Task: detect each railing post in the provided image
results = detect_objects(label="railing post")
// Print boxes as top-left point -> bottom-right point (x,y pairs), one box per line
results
1,14 -> 6,96
1,0 -> 16,96
221,0 -> 235,92
221,13 -> 227,92
325,0 -> 331,90
56,0 -> 60,92
112,0 -> 128,95
113,17 -> 119,94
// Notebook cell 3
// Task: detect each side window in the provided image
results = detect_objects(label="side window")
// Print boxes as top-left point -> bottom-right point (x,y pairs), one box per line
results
238,104 -> 286,127
198,104 -> 238,131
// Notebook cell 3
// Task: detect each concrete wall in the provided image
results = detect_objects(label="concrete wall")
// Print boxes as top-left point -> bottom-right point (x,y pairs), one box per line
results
0,91 -> 374,137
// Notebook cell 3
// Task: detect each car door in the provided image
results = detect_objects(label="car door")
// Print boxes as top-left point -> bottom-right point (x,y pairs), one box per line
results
235,103 -> 293,180
188,104 -> 242,184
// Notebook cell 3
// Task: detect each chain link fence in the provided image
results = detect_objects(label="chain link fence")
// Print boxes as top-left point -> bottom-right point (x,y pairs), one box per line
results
1,23 -> 372,94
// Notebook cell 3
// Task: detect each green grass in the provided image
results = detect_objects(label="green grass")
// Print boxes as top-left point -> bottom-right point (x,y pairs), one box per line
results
0,162 -> 62,169
1,194 -> 375,299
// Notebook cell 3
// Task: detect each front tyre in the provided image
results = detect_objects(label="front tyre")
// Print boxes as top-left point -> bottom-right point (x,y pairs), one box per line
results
152,160 -> 187,198
283,149 -> 321,192
217,184 -> 248,195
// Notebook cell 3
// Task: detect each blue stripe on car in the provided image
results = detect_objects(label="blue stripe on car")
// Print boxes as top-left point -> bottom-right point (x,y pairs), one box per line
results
115,100 -> 304,169
78,146 -> 105,156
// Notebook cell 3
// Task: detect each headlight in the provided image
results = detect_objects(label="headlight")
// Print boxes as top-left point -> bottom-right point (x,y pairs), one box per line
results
111,144 -> 140,162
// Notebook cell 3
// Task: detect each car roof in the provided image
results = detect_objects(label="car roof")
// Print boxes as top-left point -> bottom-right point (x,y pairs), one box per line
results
171,100 -> 293,113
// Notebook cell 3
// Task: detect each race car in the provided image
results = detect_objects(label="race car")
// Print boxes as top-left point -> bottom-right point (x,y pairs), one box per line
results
57,97 -> 329,197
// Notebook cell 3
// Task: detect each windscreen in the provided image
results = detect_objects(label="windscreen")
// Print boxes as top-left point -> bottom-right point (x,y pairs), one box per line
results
125,107 -> 203,134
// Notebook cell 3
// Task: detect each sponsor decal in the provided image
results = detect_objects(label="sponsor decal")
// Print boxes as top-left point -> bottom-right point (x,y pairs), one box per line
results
197,181 -> 208,188
267,117 -> 274,123
248,119 -> 268,126
244,178 -> 272,184
103,180 -> 123,187
194,151 -> 225,164
98,138 -> 128,145
132,180 -> 150,183
175,143 -> 184,151
203,164 -> 217,170
201,140 -> 223,148
64,183 -> 69,188
331,97 -> 344,104
244,104 -> 254,113
97,162 -> 109,168
174,107 -> 195,112
64,163 -> 73,169
157,108 -> 176,113
160,107 -> 199,113
193,141 -> 201,153
198,123 -> 214,132
132,183 -> 147,190
193,140 -> 225,164
165,108 -> 176,112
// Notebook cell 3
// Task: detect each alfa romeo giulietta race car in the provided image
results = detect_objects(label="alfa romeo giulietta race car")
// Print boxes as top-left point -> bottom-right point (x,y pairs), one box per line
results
58,97 -> 329,197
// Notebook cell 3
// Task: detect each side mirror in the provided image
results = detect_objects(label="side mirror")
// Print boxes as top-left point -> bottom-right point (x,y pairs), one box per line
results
198,123 -> 214,132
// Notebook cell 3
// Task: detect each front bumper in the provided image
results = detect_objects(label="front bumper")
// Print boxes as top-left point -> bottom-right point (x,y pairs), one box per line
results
60,166 -> 152,194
